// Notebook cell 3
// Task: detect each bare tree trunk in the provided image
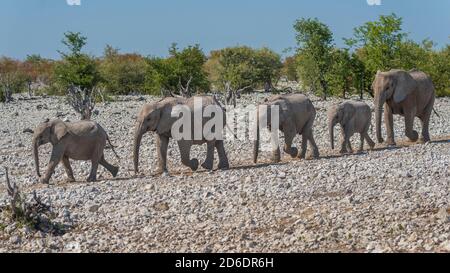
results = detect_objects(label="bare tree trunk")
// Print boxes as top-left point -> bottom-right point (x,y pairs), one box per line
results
179,76 -> 193,98
67,86 -> 96,120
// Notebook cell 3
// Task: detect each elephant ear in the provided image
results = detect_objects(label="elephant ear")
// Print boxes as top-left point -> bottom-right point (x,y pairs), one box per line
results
393,72 -> 416,103
52,121 -> 68,141
156,104 -> 173,134
276,100 -> 289,123
341,104 -> 355,126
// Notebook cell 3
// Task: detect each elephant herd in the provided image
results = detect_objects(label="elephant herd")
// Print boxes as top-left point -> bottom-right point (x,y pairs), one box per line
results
31,69 -> 436,184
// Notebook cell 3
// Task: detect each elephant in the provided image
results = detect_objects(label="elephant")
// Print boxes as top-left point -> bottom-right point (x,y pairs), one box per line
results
327,101 -> 375,154
32,119 -> 119,184
133,95 -> 230,175
372,69 -> 436,145
253,93 -> 319,163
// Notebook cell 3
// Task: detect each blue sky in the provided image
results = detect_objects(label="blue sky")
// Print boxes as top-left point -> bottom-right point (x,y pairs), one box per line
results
1,0 -> 449,60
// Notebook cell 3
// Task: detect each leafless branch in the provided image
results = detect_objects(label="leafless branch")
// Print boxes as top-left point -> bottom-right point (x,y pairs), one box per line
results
225,81 -> 250,108
179,76 -> 193,98
3,167 -> 67,235
66,85 -> 97,120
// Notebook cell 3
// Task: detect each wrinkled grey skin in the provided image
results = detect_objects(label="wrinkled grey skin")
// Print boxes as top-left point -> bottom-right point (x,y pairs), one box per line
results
328,101 -> 375,154
253,94 -> 320,163
33,119 -> 119,184
133,96 -> 229,175
373,69 -> 435,145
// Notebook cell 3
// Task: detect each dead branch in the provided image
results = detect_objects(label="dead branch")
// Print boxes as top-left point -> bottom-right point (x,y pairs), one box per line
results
179,76 -> 193,98
5,167 -> 21,219
3,167 -> 68,235
161,88 -> 182,98
225,81 -> 250,108
66,85 -> 97,120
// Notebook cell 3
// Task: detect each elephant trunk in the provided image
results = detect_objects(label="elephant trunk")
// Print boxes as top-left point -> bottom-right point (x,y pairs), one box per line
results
252,108 -> 260,164
133,122 -> 144,174
375,94 -> 384,143
32,137 -> 40,177
329,119 -> 336,150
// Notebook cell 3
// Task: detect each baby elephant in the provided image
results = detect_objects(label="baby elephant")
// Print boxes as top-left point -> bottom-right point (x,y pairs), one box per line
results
328,101 -> 375,154
32,119 -> 119,184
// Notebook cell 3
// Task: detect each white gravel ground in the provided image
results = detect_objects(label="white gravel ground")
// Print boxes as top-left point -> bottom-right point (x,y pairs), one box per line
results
0,92 -> 449,253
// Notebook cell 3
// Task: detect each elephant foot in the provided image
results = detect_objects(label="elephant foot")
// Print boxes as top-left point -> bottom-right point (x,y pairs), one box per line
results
110,166 -> 119,178
218,161 -> 230,170
406,131 -> 419,142
86,176 -> 97,182
386,138 -> 396,146
339,149 -> 347,154
419,136 -> 430,143
311,150 -> 320,159
272,155 -> 281,163
190,159 -> 199,171
298,151 -> 307,159
201,160 -> 214,171
285,147 -> 298,158
272,149 -> 281,163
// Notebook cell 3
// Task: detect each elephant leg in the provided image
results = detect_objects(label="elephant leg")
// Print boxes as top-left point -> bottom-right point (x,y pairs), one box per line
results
201,141 -> 215,170
358,133 -> 364,152
385,105 -> 396,145
40,146 -> 64,184
299,134 -> 308,159
215,140 -> 230,170
269,129 -> 281,163
62,156 -> 75,182
99,155 -> 119,177
178,140 -> 199,171
339,131 -> 348,154
419,100 -> 433,142
283,130 -> 298,158
87,158 -> 99,182
307,132 -> 320,159
404,110 -> 418,142
419,116 -> 431,143
347,137 -> 353,153
364,130 -> 375,150
156,135 -> 169,174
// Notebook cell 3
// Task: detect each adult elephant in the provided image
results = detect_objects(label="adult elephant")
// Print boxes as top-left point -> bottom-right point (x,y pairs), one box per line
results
373,69 -> 436,145
253,93 -> 319,163
133,96 -> 229,175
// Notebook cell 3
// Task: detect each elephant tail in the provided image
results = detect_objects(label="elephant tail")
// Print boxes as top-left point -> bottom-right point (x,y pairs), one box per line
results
432,107 -> 440,118
106,135 -> 120,160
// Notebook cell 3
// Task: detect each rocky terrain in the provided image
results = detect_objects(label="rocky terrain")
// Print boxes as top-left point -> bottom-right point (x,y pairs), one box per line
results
0,92 -> 449,253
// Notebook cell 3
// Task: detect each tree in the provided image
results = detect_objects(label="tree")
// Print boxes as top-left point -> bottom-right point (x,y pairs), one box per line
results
282,55 -> 298,82
54,32 -> 101,119
216,46 -> 255,90
327,48 -> 353,98
99,45 -> 149,95
294,18 -> 334,99
429,45 -> 450,97
345,13 -> 406,78
205,46 -> 282,92
145,44 -> 210,96
252,47 -> 283,92
0,57 -> 27,102
22,55 -> 55,96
